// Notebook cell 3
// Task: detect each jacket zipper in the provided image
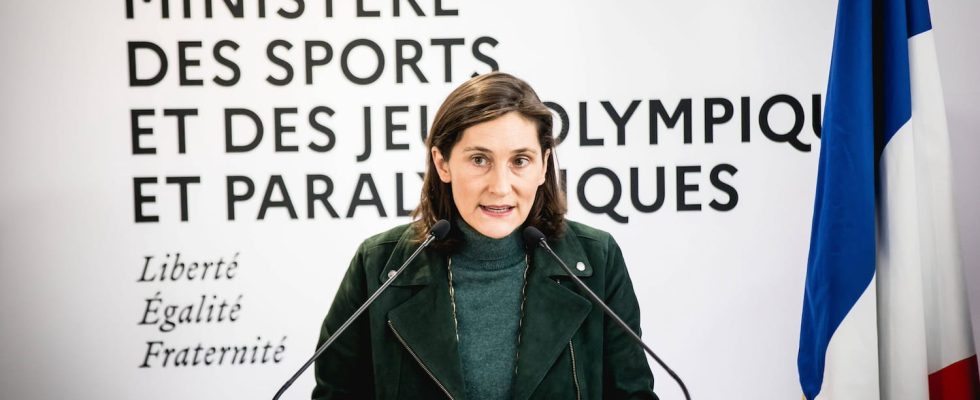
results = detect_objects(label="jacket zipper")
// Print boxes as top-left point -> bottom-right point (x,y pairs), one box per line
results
569,340 -> 582,400
387,320 -> 455,400
554,277 -> 583,400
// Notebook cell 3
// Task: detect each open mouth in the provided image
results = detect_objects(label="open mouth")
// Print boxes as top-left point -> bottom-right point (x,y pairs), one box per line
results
480,205 -> 515,215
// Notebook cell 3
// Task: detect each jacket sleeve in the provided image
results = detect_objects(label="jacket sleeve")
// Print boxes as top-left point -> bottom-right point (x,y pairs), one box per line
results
601,235 -> 659,400
312,243 -> 376,400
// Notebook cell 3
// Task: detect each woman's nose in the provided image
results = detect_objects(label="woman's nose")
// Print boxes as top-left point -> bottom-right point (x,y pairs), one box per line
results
487,165 -> 512,196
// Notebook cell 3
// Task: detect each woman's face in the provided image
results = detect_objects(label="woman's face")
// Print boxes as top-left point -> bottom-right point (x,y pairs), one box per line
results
432,111 -> 550,239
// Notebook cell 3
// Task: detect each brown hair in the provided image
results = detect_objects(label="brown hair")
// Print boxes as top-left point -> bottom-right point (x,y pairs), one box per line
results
412,72 -> 566,251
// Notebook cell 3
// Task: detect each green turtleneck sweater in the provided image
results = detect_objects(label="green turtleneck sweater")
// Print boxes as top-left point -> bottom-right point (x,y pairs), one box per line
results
452,218 -> 526,400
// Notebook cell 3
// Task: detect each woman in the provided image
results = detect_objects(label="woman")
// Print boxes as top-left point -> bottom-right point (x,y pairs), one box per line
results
313,72 -> 657,399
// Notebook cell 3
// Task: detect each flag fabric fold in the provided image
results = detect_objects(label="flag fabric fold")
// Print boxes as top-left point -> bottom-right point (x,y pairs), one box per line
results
798,0 -> 979,399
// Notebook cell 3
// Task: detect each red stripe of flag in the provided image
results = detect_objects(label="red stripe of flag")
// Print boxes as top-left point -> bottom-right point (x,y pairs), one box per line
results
928,354 -> 980,399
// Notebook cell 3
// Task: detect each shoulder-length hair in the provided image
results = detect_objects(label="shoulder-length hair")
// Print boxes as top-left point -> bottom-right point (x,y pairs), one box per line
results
412,72 -> 566,251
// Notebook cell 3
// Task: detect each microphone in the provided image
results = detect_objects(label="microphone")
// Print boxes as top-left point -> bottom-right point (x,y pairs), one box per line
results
272,219 -> 451,400
522,227 -> 691,400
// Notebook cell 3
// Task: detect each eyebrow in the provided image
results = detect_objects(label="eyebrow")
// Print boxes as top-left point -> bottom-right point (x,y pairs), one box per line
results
461,146 -> 539,155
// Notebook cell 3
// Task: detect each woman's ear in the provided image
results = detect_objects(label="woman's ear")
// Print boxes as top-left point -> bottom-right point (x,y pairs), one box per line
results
538,148 -> 551,186
432,147 -> 452,183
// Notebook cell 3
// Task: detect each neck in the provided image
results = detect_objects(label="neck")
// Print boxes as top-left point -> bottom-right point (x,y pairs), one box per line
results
455,217 -> 524,263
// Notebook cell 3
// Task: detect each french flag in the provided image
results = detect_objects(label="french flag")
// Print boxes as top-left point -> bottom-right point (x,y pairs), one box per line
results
798,0 -> 980,399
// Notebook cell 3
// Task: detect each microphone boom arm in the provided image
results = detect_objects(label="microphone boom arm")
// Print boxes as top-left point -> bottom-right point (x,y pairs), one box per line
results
272,232 -> 439,400
535,238 -> 692,400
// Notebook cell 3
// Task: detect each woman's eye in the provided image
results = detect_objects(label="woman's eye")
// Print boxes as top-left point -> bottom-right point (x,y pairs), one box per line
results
513,157 -> 530,167
472,156 -> 488,166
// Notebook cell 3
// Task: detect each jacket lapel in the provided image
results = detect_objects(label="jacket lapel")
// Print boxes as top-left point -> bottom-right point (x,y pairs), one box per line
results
382,229 -> 466,399
513,233 -> 595,400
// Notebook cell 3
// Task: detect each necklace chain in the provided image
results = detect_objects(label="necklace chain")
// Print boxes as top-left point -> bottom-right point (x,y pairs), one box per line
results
447,254 -> 531,374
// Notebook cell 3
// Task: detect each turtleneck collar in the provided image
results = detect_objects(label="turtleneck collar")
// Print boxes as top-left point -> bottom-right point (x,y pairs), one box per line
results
454,217 -> 525,264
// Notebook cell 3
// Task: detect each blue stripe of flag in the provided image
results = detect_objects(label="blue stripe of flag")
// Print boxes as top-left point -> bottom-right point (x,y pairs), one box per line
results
797,0 -> 933,398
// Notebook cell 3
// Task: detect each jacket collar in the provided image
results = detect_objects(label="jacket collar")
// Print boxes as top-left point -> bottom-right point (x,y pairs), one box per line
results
380,225 -> 594,400
378,226 -> 594,286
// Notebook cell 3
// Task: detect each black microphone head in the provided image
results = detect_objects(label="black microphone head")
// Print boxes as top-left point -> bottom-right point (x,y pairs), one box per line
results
430,219 -> 451,240
522,226 -> 547,247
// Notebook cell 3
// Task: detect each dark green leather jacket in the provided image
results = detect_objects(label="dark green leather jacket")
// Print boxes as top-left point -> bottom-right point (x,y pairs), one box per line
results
312,220 -> 658,400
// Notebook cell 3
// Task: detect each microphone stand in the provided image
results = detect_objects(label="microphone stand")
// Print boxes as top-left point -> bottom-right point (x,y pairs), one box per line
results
529,234 -> 692,400
272,222 -> 447,400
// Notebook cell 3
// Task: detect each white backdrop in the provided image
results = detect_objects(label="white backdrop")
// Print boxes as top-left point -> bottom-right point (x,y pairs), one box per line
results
1,1 -> 977,399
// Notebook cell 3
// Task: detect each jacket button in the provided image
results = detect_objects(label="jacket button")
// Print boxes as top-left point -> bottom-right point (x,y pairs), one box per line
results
576,261 -> 586,271
387,270 -> 397,280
